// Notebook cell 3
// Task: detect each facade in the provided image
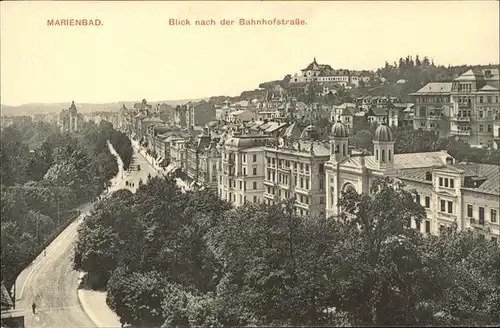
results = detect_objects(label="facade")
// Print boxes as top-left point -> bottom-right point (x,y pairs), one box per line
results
289,58 -> 373,87
58,101 -> 84,133
324,120 -> 499,241
218,134 -> 273,206
263,125 -> 330,217
410,68 -> 500,144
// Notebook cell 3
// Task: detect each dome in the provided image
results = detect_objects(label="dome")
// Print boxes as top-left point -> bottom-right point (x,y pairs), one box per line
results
331,121 -> 349,138
374,123 -> 394,142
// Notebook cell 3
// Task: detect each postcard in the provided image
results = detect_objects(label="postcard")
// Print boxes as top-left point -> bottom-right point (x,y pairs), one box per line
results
1,1 -> 499,328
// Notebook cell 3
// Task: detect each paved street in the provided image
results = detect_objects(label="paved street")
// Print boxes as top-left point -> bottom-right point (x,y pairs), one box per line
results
13,143 -> 160,328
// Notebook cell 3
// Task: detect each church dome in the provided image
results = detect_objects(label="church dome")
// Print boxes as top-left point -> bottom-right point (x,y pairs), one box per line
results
374,123 -> 394,142
331,121 -> 349,138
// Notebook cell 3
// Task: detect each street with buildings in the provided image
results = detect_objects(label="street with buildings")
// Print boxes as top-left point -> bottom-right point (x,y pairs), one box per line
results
7,142 -> 164,328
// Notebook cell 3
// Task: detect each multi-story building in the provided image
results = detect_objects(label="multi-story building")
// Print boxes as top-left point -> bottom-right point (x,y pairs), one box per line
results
289,58 -> 372,88
58,101 -> 84,133
410,68 -> 500,144
324,120 -> 499,241
494,113 -> 500,149
174,101 -> 217,130
218,133 -> 273,206
263,125 -> 330,217
410,82 -> 452,137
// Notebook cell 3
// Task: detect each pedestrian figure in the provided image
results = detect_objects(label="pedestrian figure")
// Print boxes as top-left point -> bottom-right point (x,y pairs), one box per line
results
32,302 -> 37,314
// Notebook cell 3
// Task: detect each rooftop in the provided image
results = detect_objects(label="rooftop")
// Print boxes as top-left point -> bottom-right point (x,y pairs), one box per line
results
411,82 -> 453,95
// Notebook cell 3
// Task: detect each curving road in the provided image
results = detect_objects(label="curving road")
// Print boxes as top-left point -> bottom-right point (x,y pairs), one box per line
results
13,142 -> 161,328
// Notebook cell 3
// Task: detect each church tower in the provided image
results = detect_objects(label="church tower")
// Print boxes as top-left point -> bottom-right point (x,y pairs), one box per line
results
329,120 -> 349,163
68,100 -> 78,133
373,121 -> 395,171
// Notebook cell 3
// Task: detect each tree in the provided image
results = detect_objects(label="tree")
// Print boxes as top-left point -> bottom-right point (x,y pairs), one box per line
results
335,177 -> 427,325
349,130 -> 373,151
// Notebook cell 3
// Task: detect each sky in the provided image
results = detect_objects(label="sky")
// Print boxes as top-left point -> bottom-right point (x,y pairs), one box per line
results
1,1 -> 499,106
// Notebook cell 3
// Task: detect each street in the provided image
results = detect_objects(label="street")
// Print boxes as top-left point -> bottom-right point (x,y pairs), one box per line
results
13,143 -> 160,328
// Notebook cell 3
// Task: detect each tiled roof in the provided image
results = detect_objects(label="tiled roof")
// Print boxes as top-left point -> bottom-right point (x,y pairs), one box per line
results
412,82 -> 453,94
267,140 -> 330,157
344,151 -> 450,171
479,84 -> 499,91
369,108 -> 388,116
454,69 -> 484,81
452,163 -> 500,193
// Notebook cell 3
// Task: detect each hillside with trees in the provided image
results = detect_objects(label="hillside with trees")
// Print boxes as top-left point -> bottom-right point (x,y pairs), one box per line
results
74,176 -> 500,327
0,119 -> 133,292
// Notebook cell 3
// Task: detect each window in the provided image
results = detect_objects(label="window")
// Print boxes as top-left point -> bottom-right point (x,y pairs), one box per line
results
425,172 -> 432,181
450,179 -> 454,188
439,224 -> 445,233
300,178 -> 304,188
253,154 -> 257,162
243,167 -> 246,176
488,125 -> 493,132
425,196 -> 430,208
439,177 -> 443,186
305,179 -> 309,189
381,149 -> 386,162
320,196 -> 325,204
253,181 -> 257,190
444,178 -> 449,188
447,201 -> 453,214
242,154 -> 246,163
425,220 -> 430,233
440,200 -> 446,212
253,167 -> 257,175
479,207 -> 485,225
319,178 -> 324,190
244,182 -> 247,190
468,205 -> 473,217
491,209 -> 497,223
375,149 -> 379,161
239,181 -> 242,190
416,193 -> 421,205
319,164 -> 324,173
479,125 -> 484,132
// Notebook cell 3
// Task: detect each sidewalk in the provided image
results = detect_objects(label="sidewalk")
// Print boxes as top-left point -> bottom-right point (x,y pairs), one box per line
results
77,273 -> 122,328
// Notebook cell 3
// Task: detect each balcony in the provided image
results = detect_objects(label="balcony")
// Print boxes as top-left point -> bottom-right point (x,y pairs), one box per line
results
469,217 -> 485,229
263,192 -> 275,199
427,115 -> 443,121
450,116 -> 470,122
263,179 -> 276,186
450,129 -> 471,136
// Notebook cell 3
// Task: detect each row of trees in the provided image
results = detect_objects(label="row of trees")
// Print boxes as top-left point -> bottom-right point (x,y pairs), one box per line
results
74,176 -> 499,327
349,124 -> 500,165
0,119 -> 133,291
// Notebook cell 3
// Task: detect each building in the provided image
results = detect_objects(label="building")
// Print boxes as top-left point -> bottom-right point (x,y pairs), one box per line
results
263,125 -> 330,217
218,133 -> 274,206
185,135 -> 220,190
324,121 -> 499,241
186,101 -> 216,130
410,68 -> 500,145
410,82 -> 452,137
58,101 -> 84,133
227,109 -> 256,123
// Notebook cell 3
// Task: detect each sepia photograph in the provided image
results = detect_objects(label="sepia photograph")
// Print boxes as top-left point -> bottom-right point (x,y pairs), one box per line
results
1,1 -> 499,327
